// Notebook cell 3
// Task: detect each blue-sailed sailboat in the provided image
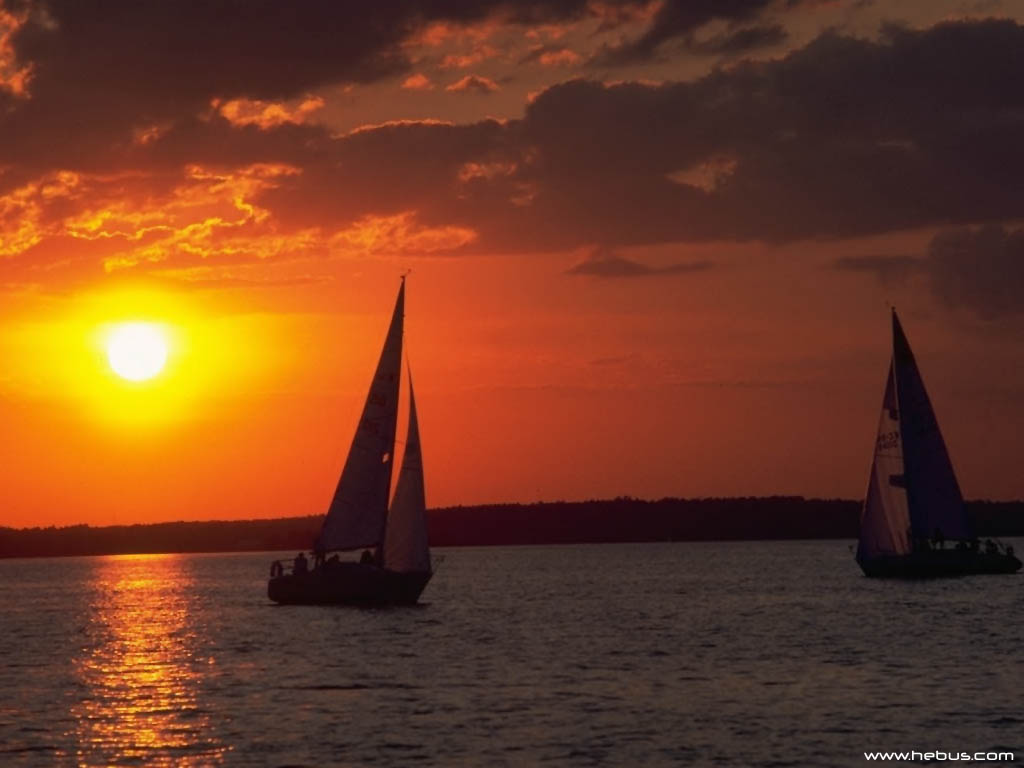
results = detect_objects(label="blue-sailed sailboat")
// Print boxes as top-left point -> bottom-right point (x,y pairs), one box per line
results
856,311 -> 1020,578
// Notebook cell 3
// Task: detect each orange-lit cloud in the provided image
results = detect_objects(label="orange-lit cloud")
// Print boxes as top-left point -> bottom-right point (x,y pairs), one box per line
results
407,18 -> 499,49
330,212 -> 477,255
538,48 -> 582,66
524,23 -> 572,41
0,170 -> 85,256
439,46 -> 499,70
446,74 -> 500,93
0,7 -> 33,96
457,161 -> 518,183
521,45 -> 583,67
213,95 -> 325,129
401,73 -> 435,91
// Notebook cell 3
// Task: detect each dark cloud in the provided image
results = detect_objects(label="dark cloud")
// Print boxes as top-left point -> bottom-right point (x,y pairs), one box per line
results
5,13 -> 1024,284
0,0 -> 632,170
566,249 -> 712,278
927,225 -> 1024,318
834,226 -> 1024,319
833,255 -> 923,284
591,0 -> 789,64
502,19 -> 1024,246
688,23 -> 788,55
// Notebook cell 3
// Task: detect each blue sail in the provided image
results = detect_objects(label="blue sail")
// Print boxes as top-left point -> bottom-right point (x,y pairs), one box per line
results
891,311 -> 972,543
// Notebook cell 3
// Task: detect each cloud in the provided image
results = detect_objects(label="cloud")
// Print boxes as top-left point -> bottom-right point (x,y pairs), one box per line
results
520,45 -> 583,67
445,74 -> 501,93
688,23 -> 788,55
215,96 -> 325,129
438,46 -> 498,70
926,225 -> 1024,318
0,0 -> 622,170
4,14 -> 1024,288
591,0 -> 790,64
566,248 -> 712,278
511,19 -> 1024,245
401,73 -> 435,91
833,255 -> 923,284
834,226 -> 1024,319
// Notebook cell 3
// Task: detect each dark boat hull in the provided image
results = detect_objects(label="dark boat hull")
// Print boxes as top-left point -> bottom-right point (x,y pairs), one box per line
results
268,563 -> 432,605
858,550 -> 1022,578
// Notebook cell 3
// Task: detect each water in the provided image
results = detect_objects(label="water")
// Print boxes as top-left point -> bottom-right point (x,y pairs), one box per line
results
1,542 -> 1021,766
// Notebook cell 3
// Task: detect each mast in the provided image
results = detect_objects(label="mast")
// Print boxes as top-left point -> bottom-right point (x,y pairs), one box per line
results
314,280 -> 404,554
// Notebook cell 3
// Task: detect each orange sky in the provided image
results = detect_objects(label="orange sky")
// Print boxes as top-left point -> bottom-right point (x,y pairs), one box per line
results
2,1 -> 1024,528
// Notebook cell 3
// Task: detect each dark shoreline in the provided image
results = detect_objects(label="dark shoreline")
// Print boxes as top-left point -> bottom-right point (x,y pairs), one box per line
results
2,497 -> 1022,559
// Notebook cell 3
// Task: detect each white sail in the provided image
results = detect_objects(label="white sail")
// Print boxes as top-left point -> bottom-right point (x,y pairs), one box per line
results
891,312 -> 972,542
382,372 -> 431,573
315,282 -> 404,553
858,361 -> 912,559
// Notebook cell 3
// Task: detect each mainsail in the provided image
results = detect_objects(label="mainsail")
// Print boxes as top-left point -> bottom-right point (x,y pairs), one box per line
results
315,282 -> 404,553
382,371 -> 431,573
858,362 -> 911,559
891,312 -> 972,542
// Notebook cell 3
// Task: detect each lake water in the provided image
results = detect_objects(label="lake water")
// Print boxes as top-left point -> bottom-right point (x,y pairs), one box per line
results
1,542 -> 1021,766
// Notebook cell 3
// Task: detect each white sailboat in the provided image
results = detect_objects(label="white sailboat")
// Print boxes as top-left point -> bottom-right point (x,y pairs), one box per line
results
268,278 -> 434,604
855,310 -> 1020,577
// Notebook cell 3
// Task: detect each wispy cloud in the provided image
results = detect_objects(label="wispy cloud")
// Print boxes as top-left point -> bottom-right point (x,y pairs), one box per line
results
445,74 -> 500,93
832,255 -> 922,284
566,249 -> 712,278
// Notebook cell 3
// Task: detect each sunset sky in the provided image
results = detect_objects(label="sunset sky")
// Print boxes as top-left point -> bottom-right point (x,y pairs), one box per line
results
2,0 -> 1023,528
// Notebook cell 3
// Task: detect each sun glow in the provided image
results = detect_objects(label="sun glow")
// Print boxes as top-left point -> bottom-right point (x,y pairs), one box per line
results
106,323 -> 169,381
1,285 -> 299,434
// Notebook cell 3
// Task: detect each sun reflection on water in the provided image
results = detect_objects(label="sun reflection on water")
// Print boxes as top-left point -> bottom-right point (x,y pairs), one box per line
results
68,554 -> 227,766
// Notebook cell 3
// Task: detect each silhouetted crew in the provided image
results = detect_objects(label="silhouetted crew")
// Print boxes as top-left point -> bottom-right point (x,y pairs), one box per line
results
360,549 -> 374,565
294,551 -> 308,574
934,528 -> 945,549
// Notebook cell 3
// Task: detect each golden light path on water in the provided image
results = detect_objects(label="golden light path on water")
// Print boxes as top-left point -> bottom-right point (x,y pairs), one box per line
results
67,555 -> 227,766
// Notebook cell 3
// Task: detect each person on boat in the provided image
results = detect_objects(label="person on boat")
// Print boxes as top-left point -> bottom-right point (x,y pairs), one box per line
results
933,528 -> 945,549
327,554 -> 340,568
984,539 -> 997,555
294,551 -> 309,574
359,549 -> 374,565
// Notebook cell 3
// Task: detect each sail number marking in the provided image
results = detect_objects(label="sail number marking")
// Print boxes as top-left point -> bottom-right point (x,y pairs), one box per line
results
877,431 -> 900,451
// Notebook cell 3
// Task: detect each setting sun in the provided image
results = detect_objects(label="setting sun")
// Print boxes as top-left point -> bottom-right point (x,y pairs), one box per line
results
106,323 -> 168,382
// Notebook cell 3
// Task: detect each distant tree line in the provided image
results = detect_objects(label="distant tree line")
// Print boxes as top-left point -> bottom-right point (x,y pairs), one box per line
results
1,497 -> 1022,559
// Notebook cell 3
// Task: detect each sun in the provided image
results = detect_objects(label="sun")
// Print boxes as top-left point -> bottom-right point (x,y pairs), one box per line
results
106,323 -> 169,381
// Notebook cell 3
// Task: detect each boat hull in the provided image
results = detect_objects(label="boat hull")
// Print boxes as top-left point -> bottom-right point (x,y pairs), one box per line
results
268,563 -> 432,605
857,550 -> 1022,578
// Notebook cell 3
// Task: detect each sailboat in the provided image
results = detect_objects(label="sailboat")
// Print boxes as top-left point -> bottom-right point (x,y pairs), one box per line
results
268,277 -> 434,604
855,310 -> 1020,578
